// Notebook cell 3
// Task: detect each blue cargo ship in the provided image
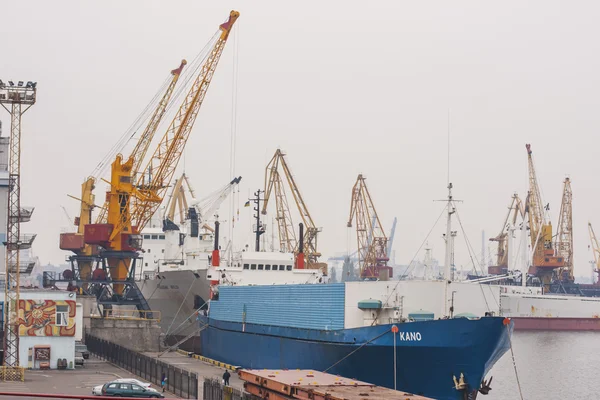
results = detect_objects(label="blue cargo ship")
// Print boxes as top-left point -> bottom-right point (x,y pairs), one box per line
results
198,282 -> 513,400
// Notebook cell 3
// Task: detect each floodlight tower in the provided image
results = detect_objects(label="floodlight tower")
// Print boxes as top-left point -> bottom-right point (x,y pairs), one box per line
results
0,79 -> 36,378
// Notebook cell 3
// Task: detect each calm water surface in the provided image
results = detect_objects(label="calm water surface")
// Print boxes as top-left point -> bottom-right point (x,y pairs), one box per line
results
486,331 -> 600,399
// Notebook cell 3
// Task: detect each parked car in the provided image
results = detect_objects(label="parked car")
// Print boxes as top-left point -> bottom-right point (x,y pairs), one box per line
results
74,351 -> 84,366
113,378 -> 153,389
100,381 -> 164,398
75,343 -> 90,359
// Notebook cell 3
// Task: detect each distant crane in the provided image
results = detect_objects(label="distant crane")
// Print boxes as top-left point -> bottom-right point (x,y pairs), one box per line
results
347,174 -> 392,279
524,144 -> 564,289
588,222 -> 600,284
489,194 -> 524,275
555,177 -> 574,282
262,149 -> 325,270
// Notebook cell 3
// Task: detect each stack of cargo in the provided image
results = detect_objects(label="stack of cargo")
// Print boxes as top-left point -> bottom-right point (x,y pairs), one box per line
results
238,369 -> 432,400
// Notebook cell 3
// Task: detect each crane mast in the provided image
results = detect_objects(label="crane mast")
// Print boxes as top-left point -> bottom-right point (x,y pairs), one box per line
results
589,222 -> 600,284
524,144 -> 564,289
347,174 -> 392,280
262,149 -> 324,268
555,177 -> 574,282
489,194 -> 524,275
83,11 -> 239,300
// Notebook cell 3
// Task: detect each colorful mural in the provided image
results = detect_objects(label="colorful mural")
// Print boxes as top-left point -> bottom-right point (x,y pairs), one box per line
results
17,300 -> 76,337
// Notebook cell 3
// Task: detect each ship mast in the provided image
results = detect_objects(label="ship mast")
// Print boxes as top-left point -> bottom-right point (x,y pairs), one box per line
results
441,183 -> 458,317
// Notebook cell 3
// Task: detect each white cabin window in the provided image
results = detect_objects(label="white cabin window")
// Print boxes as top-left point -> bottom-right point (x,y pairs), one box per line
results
143,235 -> 150,239
251,264 -> 256,270
151,235 -> 158,240
258,264 -> 264,270
265,265 -> 271,271
159,235 -> 165,240
279,265 -> 285,271
287,265 -> 293,271
55,305 -> 69,326
243,264 -> 249,269
147,249 -> 151,253
162,249 -> 164,253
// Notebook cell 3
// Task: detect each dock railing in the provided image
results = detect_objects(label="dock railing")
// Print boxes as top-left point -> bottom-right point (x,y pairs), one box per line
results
203,378 -> 258,400
85,334 -> 198,399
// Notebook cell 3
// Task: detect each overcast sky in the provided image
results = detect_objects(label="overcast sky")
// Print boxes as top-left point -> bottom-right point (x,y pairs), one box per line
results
2,1 -> 599,278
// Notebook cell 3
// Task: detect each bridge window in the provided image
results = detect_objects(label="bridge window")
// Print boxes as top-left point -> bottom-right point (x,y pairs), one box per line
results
243,264 -> 249,269
265,265 -> 271,270
159,235 -> 165,240
151,235 -> 158,240
287,265 -> 292,271
258,264 -> 264,270
144,235 -> 150,239
251,264 -> 257,270
279,265 -> 285,271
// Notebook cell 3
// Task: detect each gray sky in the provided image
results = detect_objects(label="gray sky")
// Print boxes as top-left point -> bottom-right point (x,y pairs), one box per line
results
2,1 -> 599,278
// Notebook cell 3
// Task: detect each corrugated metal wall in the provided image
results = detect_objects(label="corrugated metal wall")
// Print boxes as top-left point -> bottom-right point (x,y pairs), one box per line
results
209,284 -> 345,330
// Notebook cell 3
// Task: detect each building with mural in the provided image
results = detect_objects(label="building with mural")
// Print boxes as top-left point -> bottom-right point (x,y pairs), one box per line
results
1,289 -> 79,369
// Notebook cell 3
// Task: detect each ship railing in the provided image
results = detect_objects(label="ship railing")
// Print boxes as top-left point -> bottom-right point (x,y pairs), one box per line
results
92,309 -> 161,322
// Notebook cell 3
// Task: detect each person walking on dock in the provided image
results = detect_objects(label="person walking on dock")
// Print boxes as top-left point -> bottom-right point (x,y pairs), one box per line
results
161,372 -> 167,393
223,370 -> 231,386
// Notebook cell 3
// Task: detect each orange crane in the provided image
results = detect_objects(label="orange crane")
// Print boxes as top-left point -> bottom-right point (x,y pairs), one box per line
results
555,177 -> 574,282
588,222 -> 600,284
59,60 -> 186,283
489,194 -> 524,275
262,149 -> 325,269
347,174 -> 392,280
524,144 -> 564,289
80,11 -> 239,306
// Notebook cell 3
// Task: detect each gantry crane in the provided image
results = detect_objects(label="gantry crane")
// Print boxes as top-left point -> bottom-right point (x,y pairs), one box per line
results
489,194 -> 524,275
49,11 -> 239,314
555,177 -> 574,282
347,174 -> 393,280
588,222 -> 600,284
59,60 -> 186,283
524,144 -> 564,289
0,79 -> 37,379
262,149 -> 325,269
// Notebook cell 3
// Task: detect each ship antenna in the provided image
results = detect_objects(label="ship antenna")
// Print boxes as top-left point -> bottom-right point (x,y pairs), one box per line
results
249,189 -> 266,251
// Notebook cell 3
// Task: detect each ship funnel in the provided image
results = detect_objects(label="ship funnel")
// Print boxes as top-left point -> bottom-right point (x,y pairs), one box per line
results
296,223 -> 305,269
212,221 -> 220,267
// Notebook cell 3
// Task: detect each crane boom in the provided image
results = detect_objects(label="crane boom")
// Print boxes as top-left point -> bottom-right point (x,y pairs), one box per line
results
95,60 -> 187,225
347,174 -> 392,279
111,11 -> 239,242
489,194 -> 524,274
555,177 -> 574,282
262,149 -> 323,266
589,222 -> 600,284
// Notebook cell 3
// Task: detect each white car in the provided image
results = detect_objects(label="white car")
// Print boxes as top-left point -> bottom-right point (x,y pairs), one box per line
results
92,379 -> 157,396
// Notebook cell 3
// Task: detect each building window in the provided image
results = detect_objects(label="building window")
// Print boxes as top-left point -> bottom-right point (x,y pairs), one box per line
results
258,264 -> 264,270
287,265 -> 292,271
250,264 -> 257,270
55,305 -> 69,326
243,264 -> 249,270
265,265 -> 271,270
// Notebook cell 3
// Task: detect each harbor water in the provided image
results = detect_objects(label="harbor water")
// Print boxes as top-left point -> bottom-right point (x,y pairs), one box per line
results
487,331 -> 599,399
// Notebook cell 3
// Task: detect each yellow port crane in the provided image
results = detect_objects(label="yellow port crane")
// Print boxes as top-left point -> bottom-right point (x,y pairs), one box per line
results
588,222 -> 600,284
555,177 -> 574,282
84,11 -> 239,297
347,174 -> 392,280
489,193 -> 524,275
60,60 -> 186,282
262,149 -> 325,269
524,144 -> 564,289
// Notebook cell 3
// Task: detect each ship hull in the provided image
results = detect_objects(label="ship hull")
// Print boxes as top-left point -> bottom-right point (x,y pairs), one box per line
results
138,270 -> 210,352
512,317 -> 600,331
198,316 -> 512,400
